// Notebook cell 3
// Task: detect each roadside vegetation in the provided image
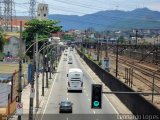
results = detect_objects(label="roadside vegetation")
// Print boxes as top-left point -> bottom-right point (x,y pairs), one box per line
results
22,19 -> 62,58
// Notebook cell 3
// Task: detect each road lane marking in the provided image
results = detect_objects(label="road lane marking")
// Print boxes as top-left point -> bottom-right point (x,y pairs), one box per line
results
41,73 -> 57,120
41,56 -> 62,120
93,111 -> 96,114
67,98 -> 69,100
66,117 -> 69,120
67,93 -> 68,95
77,53 -> 119,114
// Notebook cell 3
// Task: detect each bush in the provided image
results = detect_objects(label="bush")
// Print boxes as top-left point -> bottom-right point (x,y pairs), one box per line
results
0,52 -> 5,61
98,60 -> 102,66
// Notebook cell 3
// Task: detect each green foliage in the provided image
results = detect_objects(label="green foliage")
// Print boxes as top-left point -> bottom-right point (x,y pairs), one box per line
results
0,32 -> 5,52
62,34 -> 74,41
85,53 -> 92,60
80,46 -> 84,52
22,19 -> 62,58
0,52 -> 5,61
118,36 -> 125,44
23,19 -> 62,46
98,60 -> 102,66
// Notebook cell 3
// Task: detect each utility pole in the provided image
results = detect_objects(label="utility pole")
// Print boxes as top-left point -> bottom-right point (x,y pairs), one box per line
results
17,21 -> 22,120
116,39 -> 119,77
42,49 -> 45,96
29,40 -> 35,120
35,33 -> 39,108
45,54 -> 48,88
136,30 -> 138,45
97,39 -> 100,61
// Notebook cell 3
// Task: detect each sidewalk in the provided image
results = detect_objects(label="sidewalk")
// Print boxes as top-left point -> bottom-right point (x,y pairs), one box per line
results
8,72 -> 55,120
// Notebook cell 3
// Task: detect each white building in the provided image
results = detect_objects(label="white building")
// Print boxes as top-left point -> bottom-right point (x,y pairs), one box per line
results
37,3 -> 48,20
3,36 -> 25,57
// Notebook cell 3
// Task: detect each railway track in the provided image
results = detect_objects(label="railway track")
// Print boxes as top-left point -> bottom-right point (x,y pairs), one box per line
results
109,54 -> 160,93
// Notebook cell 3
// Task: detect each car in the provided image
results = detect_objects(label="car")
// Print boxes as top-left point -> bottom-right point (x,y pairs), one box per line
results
63,58 -> 67,61
68,59 -> 73,64
59,101 -> 73,113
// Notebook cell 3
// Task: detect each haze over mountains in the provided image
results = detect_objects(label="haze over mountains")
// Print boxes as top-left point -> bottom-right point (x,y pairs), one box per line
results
48,8 -> 160,30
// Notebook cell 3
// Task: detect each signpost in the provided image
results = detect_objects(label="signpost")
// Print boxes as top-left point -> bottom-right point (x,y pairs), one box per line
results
16,103 -> 23,115
102,57 -> 109,71
30,88 -> 35,98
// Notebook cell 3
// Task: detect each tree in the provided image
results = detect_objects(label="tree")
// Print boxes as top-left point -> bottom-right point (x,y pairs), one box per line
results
118,36 -> 125,44
62,34 -> 74,41
22,19 -> 62,58
0,32 -> 5,52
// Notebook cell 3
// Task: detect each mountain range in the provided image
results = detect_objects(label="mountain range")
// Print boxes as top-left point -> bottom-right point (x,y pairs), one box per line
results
48,8 -> 160,31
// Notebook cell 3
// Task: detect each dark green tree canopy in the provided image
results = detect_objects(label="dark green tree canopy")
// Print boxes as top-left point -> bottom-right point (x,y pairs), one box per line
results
0,32 -> 5,52
22,19 -> 62,58
23,19 -> 62,45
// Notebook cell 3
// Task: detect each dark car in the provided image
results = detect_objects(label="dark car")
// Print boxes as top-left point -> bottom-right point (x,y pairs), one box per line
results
59,101 -> 73,113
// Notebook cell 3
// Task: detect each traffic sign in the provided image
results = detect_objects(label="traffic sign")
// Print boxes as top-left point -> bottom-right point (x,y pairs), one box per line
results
16,102 -> 23,115
30,88 -> 35,98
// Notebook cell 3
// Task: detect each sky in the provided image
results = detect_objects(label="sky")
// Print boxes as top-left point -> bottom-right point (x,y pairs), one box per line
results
12,0 -> 160,16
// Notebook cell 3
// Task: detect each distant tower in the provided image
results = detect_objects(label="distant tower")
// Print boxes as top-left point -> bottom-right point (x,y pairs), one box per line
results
3,0 -> 16,32
37,3 -> 48,20
29,0 -> 36,19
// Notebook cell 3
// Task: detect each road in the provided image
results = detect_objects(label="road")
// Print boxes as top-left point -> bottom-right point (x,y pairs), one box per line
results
40,48 -> 120,120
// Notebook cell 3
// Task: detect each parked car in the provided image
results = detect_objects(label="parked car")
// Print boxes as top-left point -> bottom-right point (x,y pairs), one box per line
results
59,101 -> 73,113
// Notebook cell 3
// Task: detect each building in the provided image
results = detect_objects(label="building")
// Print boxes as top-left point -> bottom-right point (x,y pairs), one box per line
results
37,3 -> 48,20
0,19 -> 27,32
3,34 -> 25,58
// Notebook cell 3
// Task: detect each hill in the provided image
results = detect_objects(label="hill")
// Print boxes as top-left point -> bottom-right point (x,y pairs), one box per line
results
48,8 -> 160,30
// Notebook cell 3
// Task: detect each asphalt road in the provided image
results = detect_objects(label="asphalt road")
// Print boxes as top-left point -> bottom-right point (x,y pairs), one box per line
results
40,48 -> 120,120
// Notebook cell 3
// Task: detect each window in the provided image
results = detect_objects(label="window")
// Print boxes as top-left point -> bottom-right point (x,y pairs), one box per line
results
44,13 -> 46,17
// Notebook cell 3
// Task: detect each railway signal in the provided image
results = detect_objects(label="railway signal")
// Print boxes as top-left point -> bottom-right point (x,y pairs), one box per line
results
91,84 -> 102,109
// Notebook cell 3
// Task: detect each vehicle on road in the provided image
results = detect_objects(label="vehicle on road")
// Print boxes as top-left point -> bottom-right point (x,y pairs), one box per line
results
63,57 -> 67,61
67,68 -> 83,92
59,101 -> 73,113
68,57 -> 73,64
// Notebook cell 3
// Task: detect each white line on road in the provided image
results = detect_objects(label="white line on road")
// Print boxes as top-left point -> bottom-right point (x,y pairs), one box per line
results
41,55 -> 62,120
41,73 -> 57,120
93,111 -> 96,114
66,117 -> 69,120
67,98 -> 69,100
78,53 -> 119,114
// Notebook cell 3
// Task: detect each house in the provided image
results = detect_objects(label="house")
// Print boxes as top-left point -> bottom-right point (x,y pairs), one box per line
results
0,19 -> 27,32
3,35 -> 25,58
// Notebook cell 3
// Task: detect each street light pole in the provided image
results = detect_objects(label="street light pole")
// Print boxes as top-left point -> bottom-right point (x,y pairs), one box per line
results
29,43 -> 35,120
136,30 -> 138,45
18,21 -> 22,120
42,50 -> 45,96
35,33 -> 39,108
116,39 -> 119,77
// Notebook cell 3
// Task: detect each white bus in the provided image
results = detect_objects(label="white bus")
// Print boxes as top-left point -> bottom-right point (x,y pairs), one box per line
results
67,68 -> 83,92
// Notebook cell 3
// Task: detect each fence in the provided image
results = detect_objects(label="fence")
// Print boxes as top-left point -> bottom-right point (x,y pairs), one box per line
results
77,48 -> 160,116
